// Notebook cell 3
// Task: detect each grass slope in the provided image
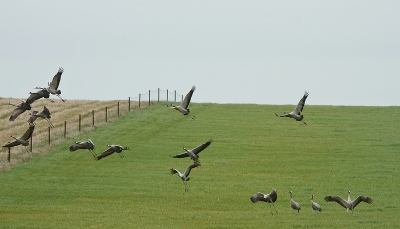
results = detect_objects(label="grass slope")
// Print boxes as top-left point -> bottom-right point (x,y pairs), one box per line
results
0,103 -> 398,228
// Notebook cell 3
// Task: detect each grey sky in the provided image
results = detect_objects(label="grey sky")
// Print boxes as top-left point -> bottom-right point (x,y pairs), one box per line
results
1,1 -> 399,106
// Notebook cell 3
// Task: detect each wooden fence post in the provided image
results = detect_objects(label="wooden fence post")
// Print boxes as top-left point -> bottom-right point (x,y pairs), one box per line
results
174,90 -> 176,102
118,102 -> 120,117
139,94 -> 141,108
148,90 -> 151,106
167,89 -> 169,101
64,121 -> 67,138
7,148 -> 10,163
79,114 -> 81,131
128,97 -> 131,112
48,127 -> 51,145
30,135 -> 32,152
92,110 -> 95,127
105,107 -> 108,123
158,88 -> 160,102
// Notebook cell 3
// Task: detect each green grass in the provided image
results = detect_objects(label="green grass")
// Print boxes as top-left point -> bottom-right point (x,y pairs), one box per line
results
0,103 -> 398,228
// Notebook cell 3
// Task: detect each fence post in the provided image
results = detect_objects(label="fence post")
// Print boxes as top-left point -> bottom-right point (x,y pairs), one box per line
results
148,90 -> 151,106
105,106 -> 108,123
79,114 -> 81,131
64,121 -> 67,138
158,88 -> 160,102
92,110 -> 95,127
7,147 -> 10,163
48,127 -> 51,145
139,94 -> 141,108
174,90 -> 176,102
128,97 -> 131,112
167,89 -> 169,101
118,102 -> 120,117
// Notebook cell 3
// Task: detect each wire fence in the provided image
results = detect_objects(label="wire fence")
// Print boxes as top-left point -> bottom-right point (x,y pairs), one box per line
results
0,88 -> 183,170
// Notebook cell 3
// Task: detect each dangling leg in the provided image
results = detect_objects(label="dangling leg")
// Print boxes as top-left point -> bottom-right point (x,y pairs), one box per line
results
272,203 -> 278,215
57,94 -> 66,102
46,119 -> 54,128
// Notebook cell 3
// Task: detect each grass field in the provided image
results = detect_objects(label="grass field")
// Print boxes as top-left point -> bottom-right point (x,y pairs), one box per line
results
0,102 -> 399,228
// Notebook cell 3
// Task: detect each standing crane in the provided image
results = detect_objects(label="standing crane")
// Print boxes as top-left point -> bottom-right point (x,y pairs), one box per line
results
170,162 -> 199,192
311,194 -> 322,212
289,190 -> 301,212
167,85 -> 196,115
275,91 -> 309,124
2,123 -> 35,153
169,139 -> 213,164
28,106 -> 54,127
69,139 -> 96,157
35,67 -> 65,102
96,145 -> 129,160
324,190 -> 373,213
250,188 -> 278,215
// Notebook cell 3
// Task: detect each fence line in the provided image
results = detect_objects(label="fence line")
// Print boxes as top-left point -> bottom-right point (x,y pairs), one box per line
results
1,88 -> 183,168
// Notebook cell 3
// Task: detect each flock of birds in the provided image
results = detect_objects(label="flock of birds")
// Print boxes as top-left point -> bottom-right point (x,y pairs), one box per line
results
2,69 -> 373,214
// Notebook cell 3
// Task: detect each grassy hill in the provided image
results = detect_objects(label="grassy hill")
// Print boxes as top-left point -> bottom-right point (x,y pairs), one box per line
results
0,102 -> 398,228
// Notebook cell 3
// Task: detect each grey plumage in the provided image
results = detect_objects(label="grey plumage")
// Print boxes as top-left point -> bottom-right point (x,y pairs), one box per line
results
35,67 -> 65,102
168,85 -> 196,115
289,190 -> 301,212
250,188 -> 278,215
3,123 -> 35,153
170,139 -> 213,164
170,162 -> 199,192
8,101 -> 31,121
69,139 -> 96,157
28,106 -> 54,127
97,145 -> 129,160
311,194 -> 322,212
324,190 -> 373,213
275,91 -> 309,124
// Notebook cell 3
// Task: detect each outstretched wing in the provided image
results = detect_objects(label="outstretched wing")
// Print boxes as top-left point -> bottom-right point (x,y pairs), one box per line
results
41,106 -> 51,118
21,124 -> 35,140
3,140 -> 20,147
26,91 -> 43,104
183,163 -> 198,177
28,111 -> 39,123
250,192 -> 265,203
48,67 -> 64,91
180,86 -> 196,109
97,147 -> 116,160
293,91 -> 309,114
191,139 -> 213,155
352,195 -> 373,208
9,107 -> 26,121
324,195 -> 348,209
170,139 -> 213,158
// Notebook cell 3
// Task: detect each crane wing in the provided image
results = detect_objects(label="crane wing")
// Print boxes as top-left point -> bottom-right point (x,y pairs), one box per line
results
48,67 -> 63,90
97,147 -> 116,160
9,107 -> 26,121
352,195 -> 373,208
180,86 -> 196,109
293,91 -> 309,114
250,192 -> 265,203
183,163 -> 198,177
41,106 -> 51,118
26,91 -> 43,104
324,195 -> 348,209
3,140 -> 20,147
28,111 -> 39,123
21,124 -> 35,140
191,139 -> 213,154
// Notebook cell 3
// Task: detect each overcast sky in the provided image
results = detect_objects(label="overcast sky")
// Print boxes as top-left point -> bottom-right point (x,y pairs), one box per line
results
1,1 -> 399,106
